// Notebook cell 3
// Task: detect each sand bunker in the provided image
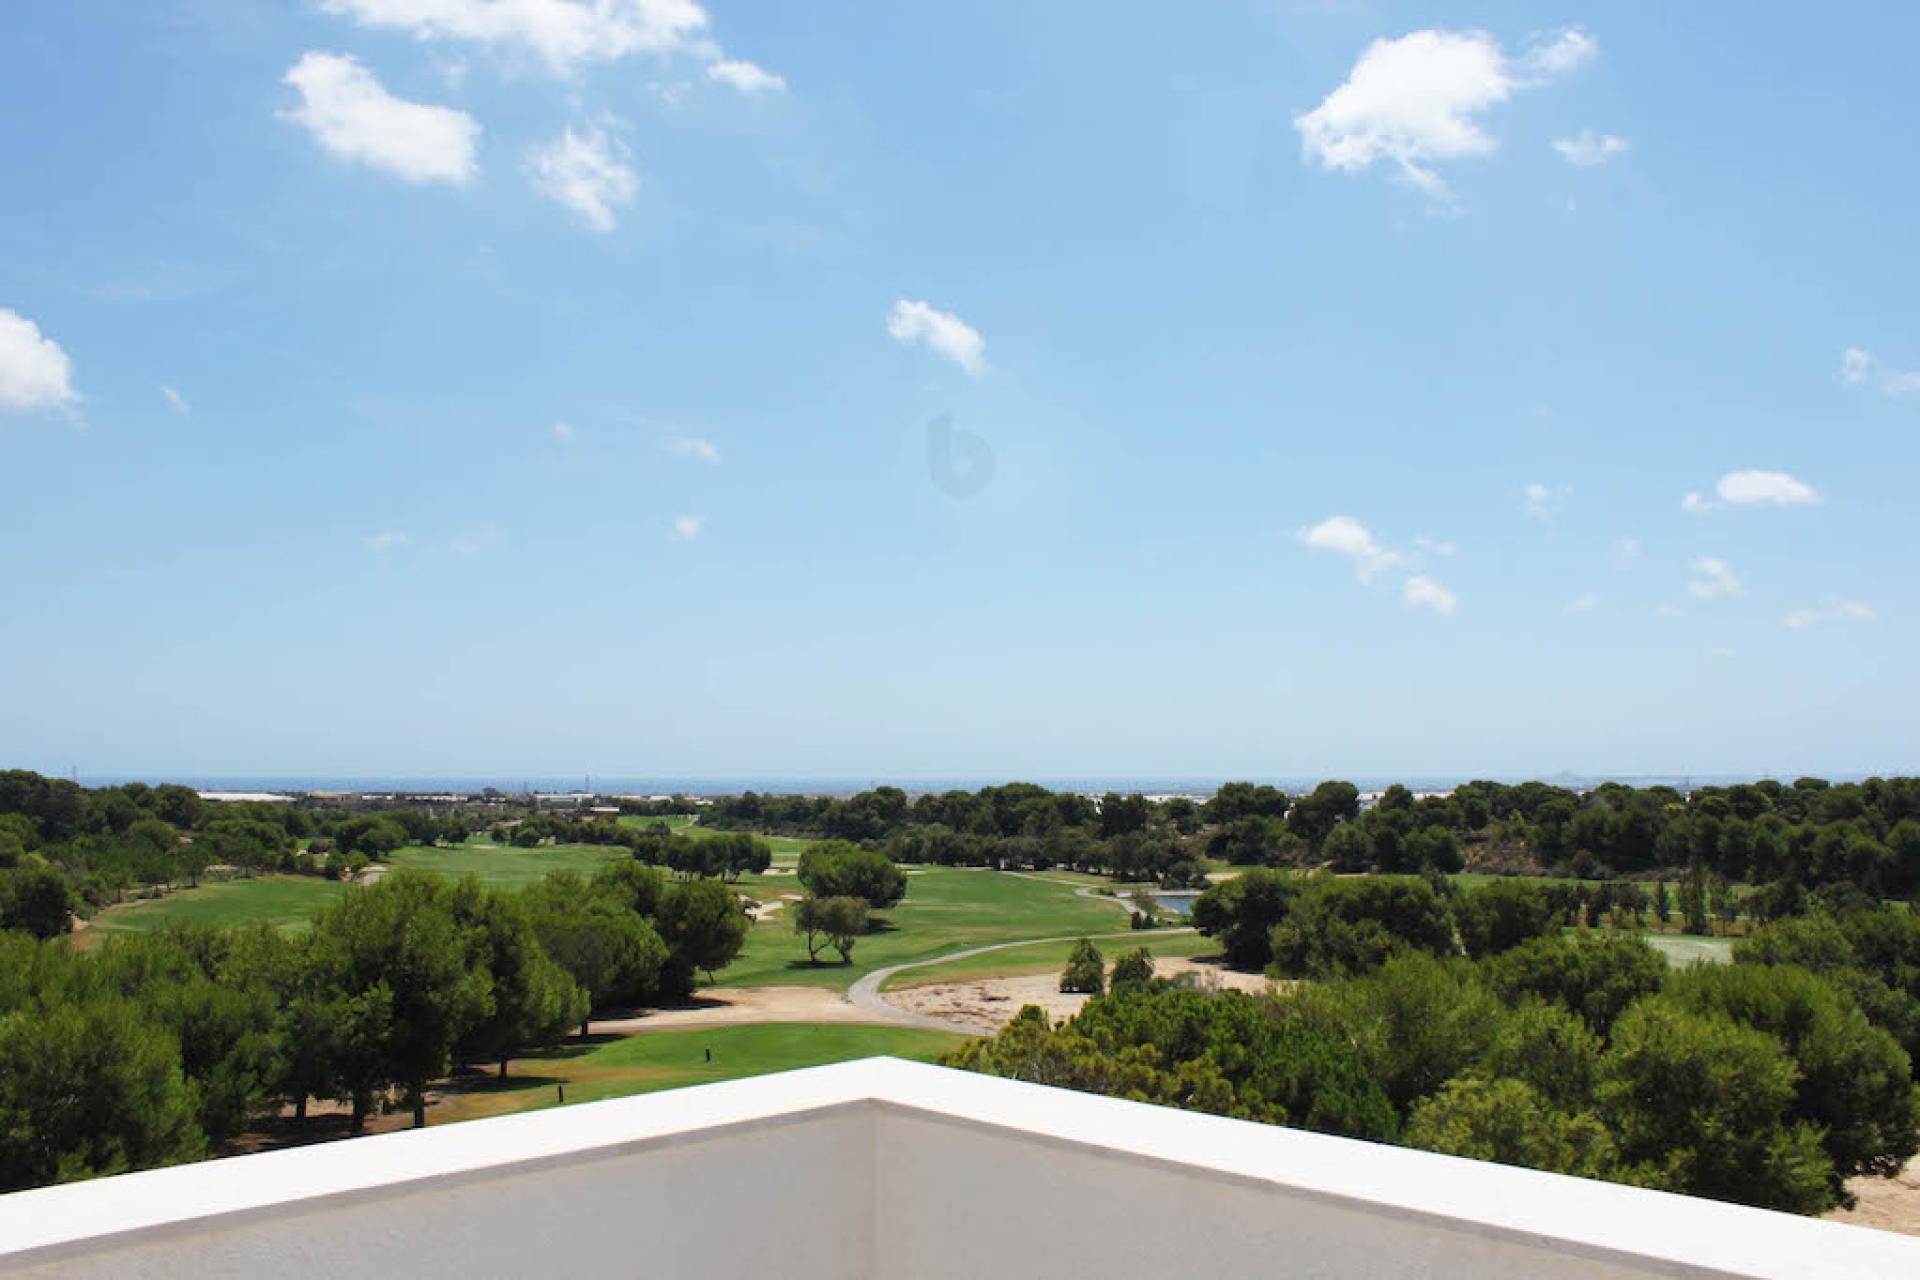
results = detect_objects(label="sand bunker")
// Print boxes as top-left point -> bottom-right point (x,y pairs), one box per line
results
884,959 -> 1272,1035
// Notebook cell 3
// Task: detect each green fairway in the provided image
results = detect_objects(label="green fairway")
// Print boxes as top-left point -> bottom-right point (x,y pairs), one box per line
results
87,837 -> 634,935
84,875 -> 349,940
882,929 -> 1216,990
1644,934 -> 1734,966
385,838 -> 632,888
716,867 -> 1130,992
432,1023 -> 965,1124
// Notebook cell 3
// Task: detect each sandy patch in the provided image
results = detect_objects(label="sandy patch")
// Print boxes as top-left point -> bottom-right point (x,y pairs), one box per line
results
590,985 -> 898,1032
885,959 -> 1272,1035
746,892 -> 805,923
1829,1157 -> 1920,1238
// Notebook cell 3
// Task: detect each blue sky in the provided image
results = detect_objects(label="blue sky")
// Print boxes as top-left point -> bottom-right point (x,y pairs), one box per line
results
2,1 -> 1916,782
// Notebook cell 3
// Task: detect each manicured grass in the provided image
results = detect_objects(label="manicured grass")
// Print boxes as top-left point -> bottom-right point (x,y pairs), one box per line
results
1643,934 -> 1734,966
83,875 -> 349,940
715,867 -> 1130,993
87,837 -> 633,936
1450,873 -> 1584,890
431,1023 -> 965,1125
882,929 -> 1216,990
385,838 -> 631,889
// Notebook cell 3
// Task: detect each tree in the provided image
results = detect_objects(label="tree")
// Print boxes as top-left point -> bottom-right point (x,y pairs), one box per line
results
306,873 -> 493,1128
1109,947 -> 1156,988
1481,933 -> 1667,1037
526,874 -> 667,1034
453,888 -> 587,1078
948,985 -> 1396,1141
1286,781 -> 1360,848
1407,1078 -> 1615,1179
1060,939 -> 1106,994
796,842 -> 907,909
0,863 -> 73,939
0,995 -> 205,1191
1678,865 -> 1710,934
1596,1001 -> 1833,1214
1662,963 -> 1919,1194
1451,881 -> 1556,959
1480,998 -> 1601,1113
1268,876 -> 1453,979
794,894 -> 868,964
654,878 -> 750,995
1206,782 -> 1291,826
1288,952 -> 1504,1115
1190,868 -> 1298,970
1653,880 -> 1672,925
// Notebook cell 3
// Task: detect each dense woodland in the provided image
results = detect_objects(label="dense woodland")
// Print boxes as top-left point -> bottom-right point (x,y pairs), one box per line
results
0,860 -> 760,1190
705,776 -> 1920,907
4,770 -> 1919,1208
957,887 -> 1920,1217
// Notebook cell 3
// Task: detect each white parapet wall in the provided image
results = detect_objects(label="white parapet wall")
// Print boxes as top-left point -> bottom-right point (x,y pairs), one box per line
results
1,1057 -> 1916,1279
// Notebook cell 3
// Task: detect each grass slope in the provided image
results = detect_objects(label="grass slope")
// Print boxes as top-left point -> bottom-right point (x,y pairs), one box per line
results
432,1023 -> 964,1124
84,875 -> 349,939
716,868 -> 1128,992
881,929 -> 1217,990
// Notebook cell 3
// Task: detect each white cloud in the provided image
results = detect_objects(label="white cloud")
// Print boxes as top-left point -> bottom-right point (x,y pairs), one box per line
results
282,52 -> 479,184
1523,481 -> 1566,521
0,308 -> 79,414
1719,469 -> 1821,506
1687,556 -> 1743,600
319,0 -> 713,73
1840,347 -> 1920,397
1518,29 -> 1599,77
1612,536 -> 1643,569
667,435 -> 720,464
1782,598 -> 1876,630
707,59 -> 784,93
1402,575 -> 1459,615
1413,534 -> 1457,556
887,300 -> 987,376
1301,515 -> 1403,582
1685,469 -> 1822,510
1552,129 -> 1628,167
551,421 -> 575,442
1566,593 -> 1600,613
159,384 -> 190,415
1295,27 -> 1595,196
671,514 -> 703,542
364,530 -> 409,551
528,126 -> 638,232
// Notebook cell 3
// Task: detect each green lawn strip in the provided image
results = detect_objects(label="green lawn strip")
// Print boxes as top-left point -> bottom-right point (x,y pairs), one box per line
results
432,1023 -> 965,1125
714,867 -> 1129,993
1643,934 -> 1735,966
83,875 -> 349,939
881,930 -> 1217,991
385,838 -> 631,889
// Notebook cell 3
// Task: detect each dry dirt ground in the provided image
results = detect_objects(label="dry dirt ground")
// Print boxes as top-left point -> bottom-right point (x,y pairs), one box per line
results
589,985 -> 891,1033
884,958 -> 1273,1035
1829,1158 -> 1920,1238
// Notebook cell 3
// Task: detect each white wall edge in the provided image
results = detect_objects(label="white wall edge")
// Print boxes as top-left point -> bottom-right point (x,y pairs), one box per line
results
1,1054 -> 1915,1278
